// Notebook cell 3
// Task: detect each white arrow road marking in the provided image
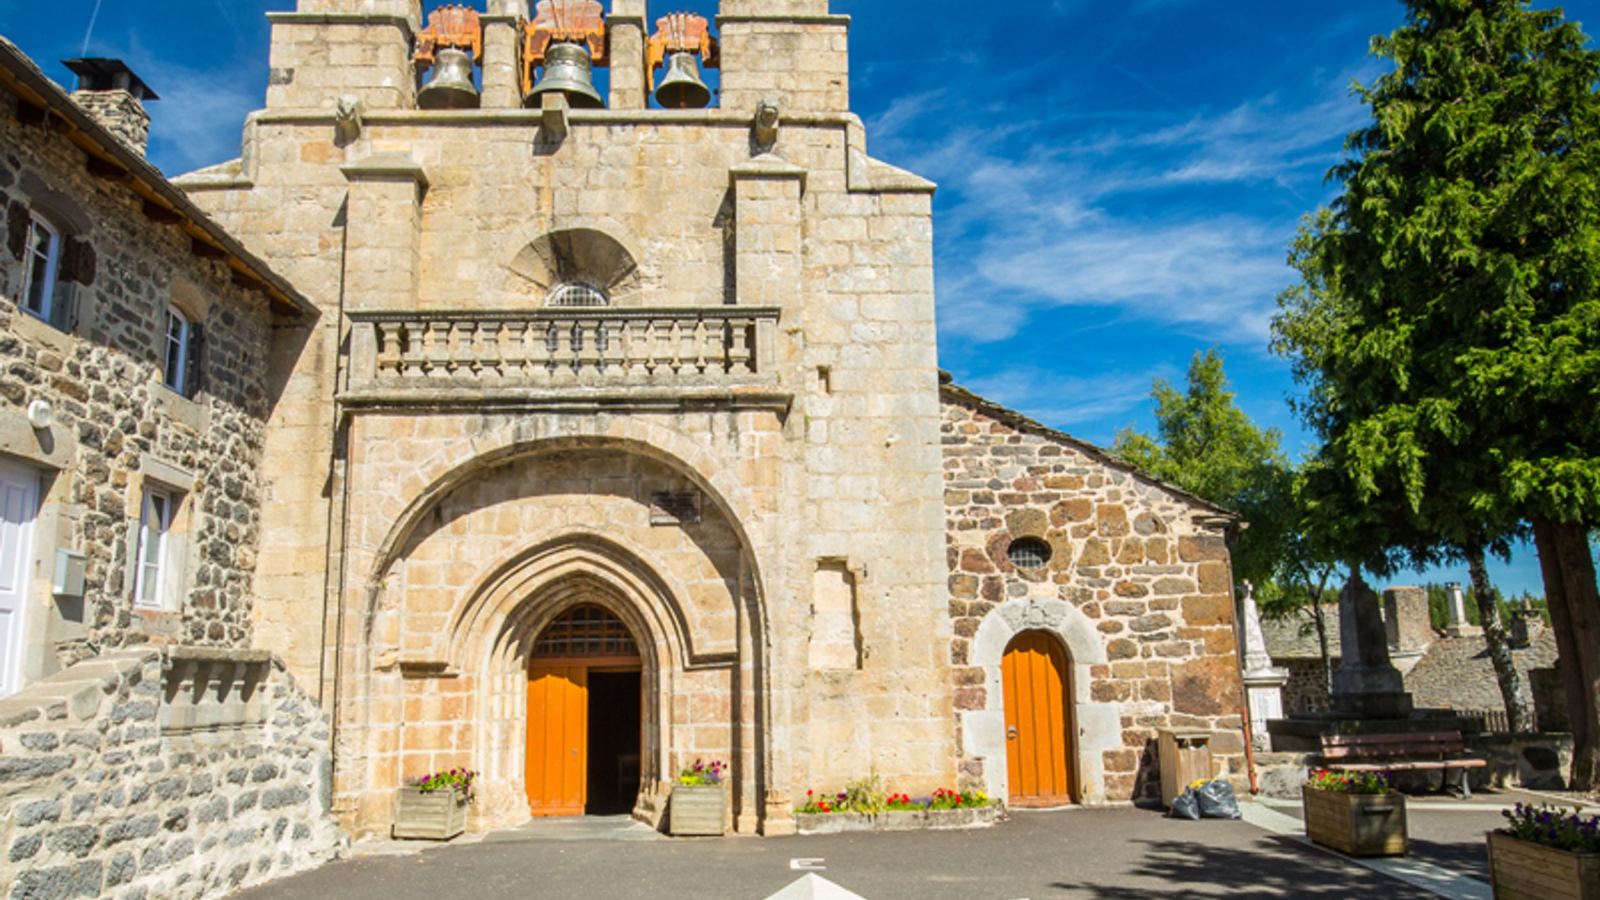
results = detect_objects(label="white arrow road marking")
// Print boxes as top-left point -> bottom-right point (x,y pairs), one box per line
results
789,858 -> 826,871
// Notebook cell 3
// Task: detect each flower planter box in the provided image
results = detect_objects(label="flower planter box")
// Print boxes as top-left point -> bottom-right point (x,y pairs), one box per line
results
796,806 -> 1001,835
1488,831 -> 1600,900
1302,786 -> 1407,857
669,784 -> 726,837
393,786 -> 468,841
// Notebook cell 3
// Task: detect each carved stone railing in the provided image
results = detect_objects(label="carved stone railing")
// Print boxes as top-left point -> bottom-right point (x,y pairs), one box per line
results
344,307 -> 783,403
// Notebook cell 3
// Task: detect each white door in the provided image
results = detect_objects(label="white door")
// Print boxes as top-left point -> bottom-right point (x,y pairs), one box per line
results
0,459 -> 39,699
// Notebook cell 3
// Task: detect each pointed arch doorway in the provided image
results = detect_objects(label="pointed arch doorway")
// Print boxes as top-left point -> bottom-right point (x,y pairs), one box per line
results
526,605 -> 644,817
1002,630 -> 1077,806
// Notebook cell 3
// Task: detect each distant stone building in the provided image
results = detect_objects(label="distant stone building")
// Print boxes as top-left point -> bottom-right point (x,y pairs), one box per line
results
4,0 -> 1251,854
1261,591 -> 1558,720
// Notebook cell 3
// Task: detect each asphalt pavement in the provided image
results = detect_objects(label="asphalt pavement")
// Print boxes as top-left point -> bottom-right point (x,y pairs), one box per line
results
228,801 -> 1504,900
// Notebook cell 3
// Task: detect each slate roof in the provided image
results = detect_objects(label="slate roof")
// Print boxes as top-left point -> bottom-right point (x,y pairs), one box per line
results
1261,606 -> 1342,659
1406,630 -> 1559,712
1262,603 -> 1559,713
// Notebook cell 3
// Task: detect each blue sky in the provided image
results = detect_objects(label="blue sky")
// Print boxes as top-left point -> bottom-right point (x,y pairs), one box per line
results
5,0 -> 1596,595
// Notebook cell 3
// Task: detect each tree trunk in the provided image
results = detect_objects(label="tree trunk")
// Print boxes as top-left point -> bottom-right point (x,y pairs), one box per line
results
1465,544 -> 1534,733
1533,517 -> 1600,792
1312,597 -> 1333,701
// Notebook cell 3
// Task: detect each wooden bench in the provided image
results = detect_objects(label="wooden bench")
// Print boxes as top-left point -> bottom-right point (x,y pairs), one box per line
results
1318,731 -> 1488,798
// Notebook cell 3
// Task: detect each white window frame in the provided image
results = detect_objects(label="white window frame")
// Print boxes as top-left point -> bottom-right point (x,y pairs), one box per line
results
133,488 -> 173,611
163,305 -> 191,394
20,212 -> 60,322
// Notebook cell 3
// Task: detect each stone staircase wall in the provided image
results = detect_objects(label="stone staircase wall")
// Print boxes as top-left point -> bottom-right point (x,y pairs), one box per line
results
0,647 -> 342,900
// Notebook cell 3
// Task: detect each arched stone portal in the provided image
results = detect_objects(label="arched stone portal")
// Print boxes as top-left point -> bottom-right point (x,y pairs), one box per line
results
967,598 -> 1116,807
346,443 -> 768,835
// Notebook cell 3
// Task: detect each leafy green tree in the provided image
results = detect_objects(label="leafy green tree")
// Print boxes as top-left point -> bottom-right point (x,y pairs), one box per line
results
1275,0 -> 1600,784
1114,353 -> 1351,691
1114,349 -> 1293,592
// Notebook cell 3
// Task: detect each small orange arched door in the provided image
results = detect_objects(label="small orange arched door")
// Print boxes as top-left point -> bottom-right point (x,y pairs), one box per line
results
1002,631 -> 1076,806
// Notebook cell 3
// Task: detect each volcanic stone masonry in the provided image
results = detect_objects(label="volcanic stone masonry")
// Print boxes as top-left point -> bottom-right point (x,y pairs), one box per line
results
940,384 -> 1248,804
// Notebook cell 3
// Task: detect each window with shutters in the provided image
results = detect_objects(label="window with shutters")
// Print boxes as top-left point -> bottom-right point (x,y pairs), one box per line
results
162,304 -> 203,397
19,211 -> 60,323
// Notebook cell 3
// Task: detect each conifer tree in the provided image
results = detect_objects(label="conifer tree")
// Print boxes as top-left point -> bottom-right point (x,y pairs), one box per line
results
1275,0 -> 1600,786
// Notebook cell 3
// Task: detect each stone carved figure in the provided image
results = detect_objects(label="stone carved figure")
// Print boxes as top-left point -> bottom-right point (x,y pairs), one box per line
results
334,95 -> 363,145
753,98 -> 781,153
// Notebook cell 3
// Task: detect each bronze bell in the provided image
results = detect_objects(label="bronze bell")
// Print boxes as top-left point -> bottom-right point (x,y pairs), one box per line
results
418,47 -> 481,110
527,42 -> 605,110
654,51 -> 711,110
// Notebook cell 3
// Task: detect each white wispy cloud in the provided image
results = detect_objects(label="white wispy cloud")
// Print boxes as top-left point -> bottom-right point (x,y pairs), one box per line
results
866,67 -> 1377,348
959,364 -> 1180,445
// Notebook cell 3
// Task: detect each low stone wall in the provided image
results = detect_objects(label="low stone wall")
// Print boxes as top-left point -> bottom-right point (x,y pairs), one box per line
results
795,806 -> 1003,835
0,646 -> 341,900
1468,733 -> 1573,792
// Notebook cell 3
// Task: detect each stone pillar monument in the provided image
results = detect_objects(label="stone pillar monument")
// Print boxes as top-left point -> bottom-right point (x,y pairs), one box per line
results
1332,571 -> 1413,718
1237,582 -> 1289,749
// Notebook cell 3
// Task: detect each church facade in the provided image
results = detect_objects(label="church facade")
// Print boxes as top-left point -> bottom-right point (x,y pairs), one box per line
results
1,0 -> 1249,840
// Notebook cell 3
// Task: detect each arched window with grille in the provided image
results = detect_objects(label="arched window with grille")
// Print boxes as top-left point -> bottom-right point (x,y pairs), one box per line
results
547,282 -> 609,308
534,605 -> 639,660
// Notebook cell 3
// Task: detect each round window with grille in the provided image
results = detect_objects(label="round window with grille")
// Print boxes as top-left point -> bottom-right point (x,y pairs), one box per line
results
548,282 -> 609,308
1007,536 -> 1053,569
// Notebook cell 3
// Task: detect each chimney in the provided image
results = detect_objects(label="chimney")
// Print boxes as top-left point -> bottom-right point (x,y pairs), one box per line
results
1509,599 -> 1538,648
62,59 -> 158,157
1383,586 -> 1434,657
1444,582 -> 1481,638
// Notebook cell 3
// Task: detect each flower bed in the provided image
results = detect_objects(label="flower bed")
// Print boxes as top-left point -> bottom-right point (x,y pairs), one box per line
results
393,769 -> 476,841
1488,804 -> 1600,899
1302,769 -> 1407,857
795,780 -> 999,834
669,759 -> 728,837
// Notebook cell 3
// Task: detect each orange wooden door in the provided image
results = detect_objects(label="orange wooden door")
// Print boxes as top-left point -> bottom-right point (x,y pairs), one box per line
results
1002,631 -> 1075,806
526,664 -> 588,816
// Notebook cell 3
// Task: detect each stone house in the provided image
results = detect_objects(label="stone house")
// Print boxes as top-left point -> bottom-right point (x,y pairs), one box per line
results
0,37 -> 339,900
1,0 -> 1251,853
1261,591 -> 1558,721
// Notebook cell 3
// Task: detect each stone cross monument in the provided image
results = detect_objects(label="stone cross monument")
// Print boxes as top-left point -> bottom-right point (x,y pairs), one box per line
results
1332,571 -> 1413,718
1237,582 -> 1289,749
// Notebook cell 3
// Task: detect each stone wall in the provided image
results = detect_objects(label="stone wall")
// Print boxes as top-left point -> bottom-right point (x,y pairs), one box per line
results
0,647 -> 340,900
941,386 -> 1247,806
0,81 -> 282,680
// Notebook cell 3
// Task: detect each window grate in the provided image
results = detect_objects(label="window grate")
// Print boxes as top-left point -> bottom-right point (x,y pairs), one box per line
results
548,283 -> 608,308
1007,536 -> 1053,569
534,605 -> 639,659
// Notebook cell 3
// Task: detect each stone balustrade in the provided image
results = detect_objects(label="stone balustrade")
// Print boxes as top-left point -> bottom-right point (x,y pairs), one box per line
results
345,307 -> 783,402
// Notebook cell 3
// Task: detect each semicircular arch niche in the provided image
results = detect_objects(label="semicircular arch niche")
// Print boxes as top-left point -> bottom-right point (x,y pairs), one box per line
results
507,228 -> 643,306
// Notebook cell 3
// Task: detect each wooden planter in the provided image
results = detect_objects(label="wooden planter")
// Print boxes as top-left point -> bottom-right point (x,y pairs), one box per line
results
668,784 -> 726,837
1488,831 -> 1600,900
393,786 -> 468,840
1302,786 -> 1407,857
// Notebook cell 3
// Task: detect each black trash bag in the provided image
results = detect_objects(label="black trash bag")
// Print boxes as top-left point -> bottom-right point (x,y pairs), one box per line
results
1196,779 -> 1241,820
1167,788 -> 1202,820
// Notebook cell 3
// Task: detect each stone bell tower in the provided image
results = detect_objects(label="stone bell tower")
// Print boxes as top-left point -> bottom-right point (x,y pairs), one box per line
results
265,0 -> 424,111
181,0 -> 949,838
717,0 -> 849,114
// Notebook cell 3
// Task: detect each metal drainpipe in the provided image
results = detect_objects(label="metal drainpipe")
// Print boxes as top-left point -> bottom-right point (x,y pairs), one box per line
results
1224,524 -> 1260,795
